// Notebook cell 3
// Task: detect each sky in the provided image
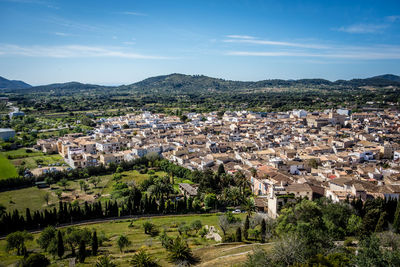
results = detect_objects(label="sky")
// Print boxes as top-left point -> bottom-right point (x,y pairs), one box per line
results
0,0 -> 399,85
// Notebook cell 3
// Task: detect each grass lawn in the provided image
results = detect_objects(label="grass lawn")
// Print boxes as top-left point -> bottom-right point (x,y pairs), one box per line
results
11,154 -> 64,170
0,153 -> 18,179
0,148 -> 64,170
0,213 -> 250,267
0,187 -> 58,212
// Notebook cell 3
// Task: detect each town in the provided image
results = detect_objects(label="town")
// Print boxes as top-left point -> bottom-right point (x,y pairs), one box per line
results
35,108 -> 400,219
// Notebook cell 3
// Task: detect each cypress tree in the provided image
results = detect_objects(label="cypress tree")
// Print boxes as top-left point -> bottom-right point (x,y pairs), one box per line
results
261,219 -> 266,243
393,200 -> 400,233
57,230 -> 64,259
236,227 -> 242,242
375,212 -> 387,232
78,239 -> 86,263
243,215 -> 250,240
92,230 -> 98,256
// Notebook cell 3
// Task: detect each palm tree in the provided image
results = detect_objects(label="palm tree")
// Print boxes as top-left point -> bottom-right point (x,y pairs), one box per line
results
242,198 -> 256,217
95,255 -> 117,267
117,235 -> 131,253
167,236 -> 198,265
250,167 -> 257,178
234,171 -> 251,196
131,250 -> 159,267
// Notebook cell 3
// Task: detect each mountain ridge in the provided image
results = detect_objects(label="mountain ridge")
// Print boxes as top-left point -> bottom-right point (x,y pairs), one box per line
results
1,73 -> 400,92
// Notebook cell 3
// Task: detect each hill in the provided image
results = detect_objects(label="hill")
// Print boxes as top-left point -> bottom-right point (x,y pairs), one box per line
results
0,76 -> 31,89
1,73 -> 399,94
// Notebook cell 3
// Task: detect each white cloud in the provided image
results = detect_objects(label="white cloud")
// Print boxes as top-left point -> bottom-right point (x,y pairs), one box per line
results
336,23 -> 388,34
54,32 -> 71,36
225,35 -> 255,39
224,37 -> 330,49
0,44 -> 170,59
386,15 -> 400,22
120,11 -> 147,16
227,48 -> 400,60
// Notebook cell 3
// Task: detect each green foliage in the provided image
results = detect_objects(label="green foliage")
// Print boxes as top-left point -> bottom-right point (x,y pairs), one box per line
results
37,226 -> 56,252
22,253 -> 50,267
95,255 -> 117,267
131,249 -> 159,267
92,230 -> 98,256
78,239 -> 86,263
117,234 -> 131,253
166,236 -> 198,265
242,247 -> 270,267
6,231 -> 33,255
57,230 -> 64,259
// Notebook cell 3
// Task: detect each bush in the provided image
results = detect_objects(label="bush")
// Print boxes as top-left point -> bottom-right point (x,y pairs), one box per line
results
22,253 -> 50,267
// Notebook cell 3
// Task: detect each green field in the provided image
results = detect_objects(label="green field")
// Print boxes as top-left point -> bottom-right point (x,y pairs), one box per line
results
0,187 -> 58,212
0,153 -> 18,179
0,169 -> 168,213
0,148 -> 64,171
0,213 -> 261,267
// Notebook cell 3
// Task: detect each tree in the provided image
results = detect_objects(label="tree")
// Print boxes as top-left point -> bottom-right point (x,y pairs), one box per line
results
22,253 -> 50,267
166,236 -> 198,265
271,234 -> 306,266
55,190 -> 62,200
37,226 -> 56,251
43,191 -> 50,206
0,203 -> 5,217
243,247 -> 270,267
217,164 -> 225,176
143,221 -> 156,235
131,250 -> 159,267
57,230 -> 64,259
243,198 -> 256,217
356,235 -> 385,267
261,219 -> 266,243
191,220 -> 202,234
236,227 -> 242,242
95,255 -> 117,267
375,212 -> 387,232
204,193 -> 217,210
394,200 -> 400,233
58,178 -> 69,191
90,177 -> 100,188
92,230 -> 98,256
244,215 -> 250,240
6,231 -> 33,256
78,239 -> 86,263
117,235 -> 131,253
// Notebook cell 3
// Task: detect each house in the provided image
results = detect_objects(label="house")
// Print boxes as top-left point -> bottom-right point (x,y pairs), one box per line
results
179,183 -> 198,197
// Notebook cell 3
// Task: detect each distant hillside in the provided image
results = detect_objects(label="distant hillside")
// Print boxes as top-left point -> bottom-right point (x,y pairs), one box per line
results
0,76 -> 31,89
30,81 -> 102,91
372,74 -> 400,83
125,73 -> 400,93
1,73 -> 399,93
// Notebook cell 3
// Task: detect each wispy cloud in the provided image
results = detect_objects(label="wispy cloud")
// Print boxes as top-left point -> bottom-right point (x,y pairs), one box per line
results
336,15 -> 400,34
224,36 -> 330,49
54,32 -> 71,37
0,44 -> 170,59
226,35 -> 255,40
336,23 -> 388,34
227,47 -> 400,60
120,11 -> 147,16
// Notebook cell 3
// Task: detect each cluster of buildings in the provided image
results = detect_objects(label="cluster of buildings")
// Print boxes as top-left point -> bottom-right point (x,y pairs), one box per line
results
36,108 -> 400,218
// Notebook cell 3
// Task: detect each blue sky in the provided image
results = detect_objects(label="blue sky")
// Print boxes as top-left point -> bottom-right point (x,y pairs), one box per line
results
0,0 -> 399,85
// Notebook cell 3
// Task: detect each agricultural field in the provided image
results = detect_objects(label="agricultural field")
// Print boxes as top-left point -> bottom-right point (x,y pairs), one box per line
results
0,148 -> 65,171
0,187 -> 58,212
0,153 -> 17,179
0,169 -> 168,213
0,213 -> 264,267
